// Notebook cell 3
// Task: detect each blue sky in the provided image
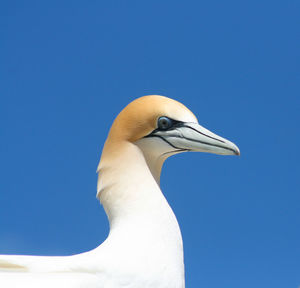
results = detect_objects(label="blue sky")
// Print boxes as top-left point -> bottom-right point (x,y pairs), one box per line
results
0,1 -> 299,287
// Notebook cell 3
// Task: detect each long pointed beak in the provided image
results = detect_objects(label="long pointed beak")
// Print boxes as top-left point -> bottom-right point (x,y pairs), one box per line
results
154,122 -> 240,156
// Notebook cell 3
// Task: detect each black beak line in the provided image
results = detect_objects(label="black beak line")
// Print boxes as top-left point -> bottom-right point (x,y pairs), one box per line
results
145,123 -> 238,155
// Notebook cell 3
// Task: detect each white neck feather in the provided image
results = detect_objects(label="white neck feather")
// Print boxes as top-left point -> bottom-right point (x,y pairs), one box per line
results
96,141 -> 185,287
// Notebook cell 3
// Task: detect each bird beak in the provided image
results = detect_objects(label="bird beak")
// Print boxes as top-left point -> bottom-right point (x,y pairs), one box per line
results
152,122 -> 240,156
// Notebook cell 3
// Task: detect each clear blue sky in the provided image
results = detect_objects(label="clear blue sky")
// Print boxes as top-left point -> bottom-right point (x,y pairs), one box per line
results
0,1 -> 299,287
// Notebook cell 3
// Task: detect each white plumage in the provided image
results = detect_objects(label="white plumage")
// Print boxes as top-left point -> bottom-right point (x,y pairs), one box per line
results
0,96 -> 239,287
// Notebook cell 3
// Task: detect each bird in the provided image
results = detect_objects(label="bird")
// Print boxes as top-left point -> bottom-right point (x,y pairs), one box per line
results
0,95 -> 240,287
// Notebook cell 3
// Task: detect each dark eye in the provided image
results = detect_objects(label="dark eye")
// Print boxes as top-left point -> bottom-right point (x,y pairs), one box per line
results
157,116 -> 172,130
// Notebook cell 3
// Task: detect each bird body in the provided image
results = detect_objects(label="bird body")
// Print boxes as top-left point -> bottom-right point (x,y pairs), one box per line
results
0,96 -> 239,287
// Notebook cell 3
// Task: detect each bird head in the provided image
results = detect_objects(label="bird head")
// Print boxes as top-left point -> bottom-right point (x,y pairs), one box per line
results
97,95 -> 240,195
105,95 -> 239,158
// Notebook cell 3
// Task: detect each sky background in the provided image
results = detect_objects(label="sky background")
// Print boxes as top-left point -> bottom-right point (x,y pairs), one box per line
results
0,1 -> 299,287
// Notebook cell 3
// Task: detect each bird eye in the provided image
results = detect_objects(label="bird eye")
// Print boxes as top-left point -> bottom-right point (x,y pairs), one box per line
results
157,116 -> 172,130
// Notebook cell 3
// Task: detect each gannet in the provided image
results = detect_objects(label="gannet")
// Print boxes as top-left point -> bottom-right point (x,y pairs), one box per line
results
0,95 -> 240,288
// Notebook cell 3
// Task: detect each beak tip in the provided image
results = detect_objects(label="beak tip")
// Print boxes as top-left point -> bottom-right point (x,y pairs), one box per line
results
234,146 -> 240,156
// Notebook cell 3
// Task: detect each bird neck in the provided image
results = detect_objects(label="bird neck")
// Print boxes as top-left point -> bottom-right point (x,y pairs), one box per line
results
96,140 -> 184,287
97,140 -> 169,228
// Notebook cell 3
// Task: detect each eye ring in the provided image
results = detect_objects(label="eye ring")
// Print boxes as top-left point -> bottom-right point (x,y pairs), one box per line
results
157,116 -> 172,130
